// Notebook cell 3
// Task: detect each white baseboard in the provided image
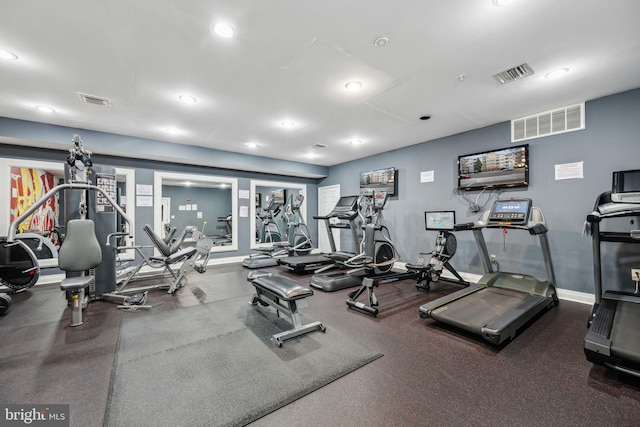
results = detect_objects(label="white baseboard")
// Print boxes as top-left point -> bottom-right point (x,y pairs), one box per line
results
6,259 -> 595,306
394,261 -> 594,305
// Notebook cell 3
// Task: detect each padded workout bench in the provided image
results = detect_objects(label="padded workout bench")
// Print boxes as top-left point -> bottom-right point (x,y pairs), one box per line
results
248,271 -> 325,346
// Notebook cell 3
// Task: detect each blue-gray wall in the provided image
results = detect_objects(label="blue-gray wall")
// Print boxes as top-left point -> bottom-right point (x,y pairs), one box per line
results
2,88 -> 639,295
321,88 -> 640,295
161,185 -> 232,237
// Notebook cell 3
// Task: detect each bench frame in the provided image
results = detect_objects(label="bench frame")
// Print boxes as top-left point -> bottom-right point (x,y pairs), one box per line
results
249,273 -> 325,346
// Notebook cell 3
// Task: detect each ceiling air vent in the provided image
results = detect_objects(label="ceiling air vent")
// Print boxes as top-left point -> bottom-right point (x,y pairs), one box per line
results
511,102 -> 585,142
493,63 -> 535,84
78,92 -> 112,107
312,144 -> 327,149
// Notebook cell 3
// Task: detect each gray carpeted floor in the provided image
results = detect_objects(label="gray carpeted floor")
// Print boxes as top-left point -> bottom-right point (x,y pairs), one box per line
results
105,294 -> 382,427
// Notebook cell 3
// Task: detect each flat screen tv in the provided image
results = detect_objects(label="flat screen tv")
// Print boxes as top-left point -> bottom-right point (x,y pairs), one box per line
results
271,188 -> 286,205
457,144 -> 529,191
360,166 -> 397,196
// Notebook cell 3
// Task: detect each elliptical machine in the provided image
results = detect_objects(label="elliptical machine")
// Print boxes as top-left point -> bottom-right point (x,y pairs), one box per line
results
243,194 -> 312,268
309,191 -> 393,291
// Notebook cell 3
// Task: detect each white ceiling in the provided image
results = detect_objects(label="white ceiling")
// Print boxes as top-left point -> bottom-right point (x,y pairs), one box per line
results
1,0 -> 639,168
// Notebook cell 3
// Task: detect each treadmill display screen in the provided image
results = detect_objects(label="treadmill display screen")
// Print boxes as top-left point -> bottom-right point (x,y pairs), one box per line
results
488,199 -> 531,224
425,211 -> 456,231
334,196 -> 358,212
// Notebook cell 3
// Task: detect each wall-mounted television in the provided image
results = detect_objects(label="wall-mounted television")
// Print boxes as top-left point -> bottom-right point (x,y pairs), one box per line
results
271,188 -> 286,205
457,144 -> 529,191
360,166 -> 397,196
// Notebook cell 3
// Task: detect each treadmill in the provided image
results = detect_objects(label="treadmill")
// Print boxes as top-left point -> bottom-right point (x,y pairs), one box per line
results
419,198 -> 558,345
278,195 -> 359,274
584,188 -> 640,377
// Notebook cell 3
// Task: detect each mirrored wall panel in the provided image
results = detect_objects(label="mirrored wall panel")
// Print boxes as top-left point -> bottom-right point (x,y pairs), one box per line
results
154,171 -> 238,254
250,180 -> 307,250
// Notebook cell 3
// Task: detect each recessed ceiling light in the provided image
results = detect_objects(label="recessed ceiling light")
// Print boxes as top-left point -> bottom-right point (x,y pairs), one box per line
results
373,37 -> 389,48
35,105 -> 55,113
349,139 -> 363,145
305,153 -> 316,159
0,49 -> 18,60
244,142 -> 259,148
280,121 -> 295,128
212,22 -> 236,38
165,127 -> 180,135
492,0 -> 513,6
545,68 -> 570,79
178,95 -> 197,104
345,81 -> 363,91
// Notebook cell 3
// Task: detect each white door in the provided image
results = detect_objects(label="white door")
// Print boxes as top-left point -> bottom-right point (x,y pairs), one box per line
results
317,185 -> 340,253
161,197 -> 171,237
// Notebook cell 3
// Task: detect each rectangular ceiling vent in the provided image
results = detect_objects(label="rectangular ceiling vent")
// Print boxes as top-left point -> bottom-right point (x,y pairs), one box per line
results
312,144 -> 327,149
493,63 -> 535,84
78,92 -> 112,107
511,102 -> 585,142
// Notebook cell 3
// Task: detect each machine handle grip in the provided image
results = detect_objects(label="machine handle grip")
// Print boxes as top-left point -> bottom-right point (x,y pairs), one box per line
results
454,222 -> 474,231
106,231 -> 131,246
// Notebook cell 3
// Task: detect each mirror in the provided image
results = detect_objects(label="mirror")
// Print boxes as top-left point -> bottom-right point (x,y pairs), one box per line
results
0,158 -> 135,267
250,180 -> 307,250
154,171 -> 238,254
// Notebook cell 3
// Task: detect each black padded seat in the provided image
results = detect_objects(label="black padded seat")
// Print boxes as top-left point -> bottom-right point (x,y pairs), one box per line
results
150,247 -> 197,265
252,275 -> 314,301
249,273 -> 325,346
57,219 -> 102,327
406,263 -> 429,272
60,276 -> 94,292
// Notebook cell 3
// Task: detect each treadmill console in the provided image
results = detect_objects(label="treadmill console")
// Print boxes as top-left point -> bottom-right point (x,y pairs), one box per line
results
487,198 -> 532,225
611,169 -> 640,203
333,195 -> 358,213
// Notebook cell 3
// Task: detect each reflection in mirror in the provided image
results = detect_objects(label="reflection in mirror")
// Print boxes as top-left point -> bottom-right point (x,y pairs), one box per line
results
154,172 -> 238,254
250,180 -> 307,250
0,158 -> 135,267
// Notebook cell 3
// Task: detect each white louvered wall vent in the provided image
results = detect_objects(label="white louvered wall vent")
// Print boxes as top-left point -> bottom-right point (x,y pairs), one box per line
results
511,102 -> 584,142
78,92 -> 112,107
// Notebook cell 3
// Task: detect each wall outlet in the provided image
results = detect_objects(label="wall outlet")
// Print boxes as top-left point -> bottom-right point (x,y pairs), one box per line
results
632,268 -> 640,281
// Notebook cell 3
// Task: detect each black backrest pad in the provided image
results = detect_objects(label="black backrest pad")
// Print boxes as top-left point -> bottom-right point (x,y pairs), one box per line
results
58,219 -> 103,272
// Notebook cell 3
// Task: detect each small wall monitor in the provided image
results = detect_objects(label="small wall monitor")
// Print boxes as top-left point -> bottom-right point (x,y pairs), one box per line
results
458,144 -> 529,191
360,166 -> 397,196
425,211 -> 456,231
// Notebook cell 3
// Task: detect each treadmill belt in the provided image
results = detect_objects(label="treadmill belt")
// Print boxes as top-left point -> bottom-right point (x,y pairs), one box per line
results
610,301 -> 640,365
430,287 -> 530,335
